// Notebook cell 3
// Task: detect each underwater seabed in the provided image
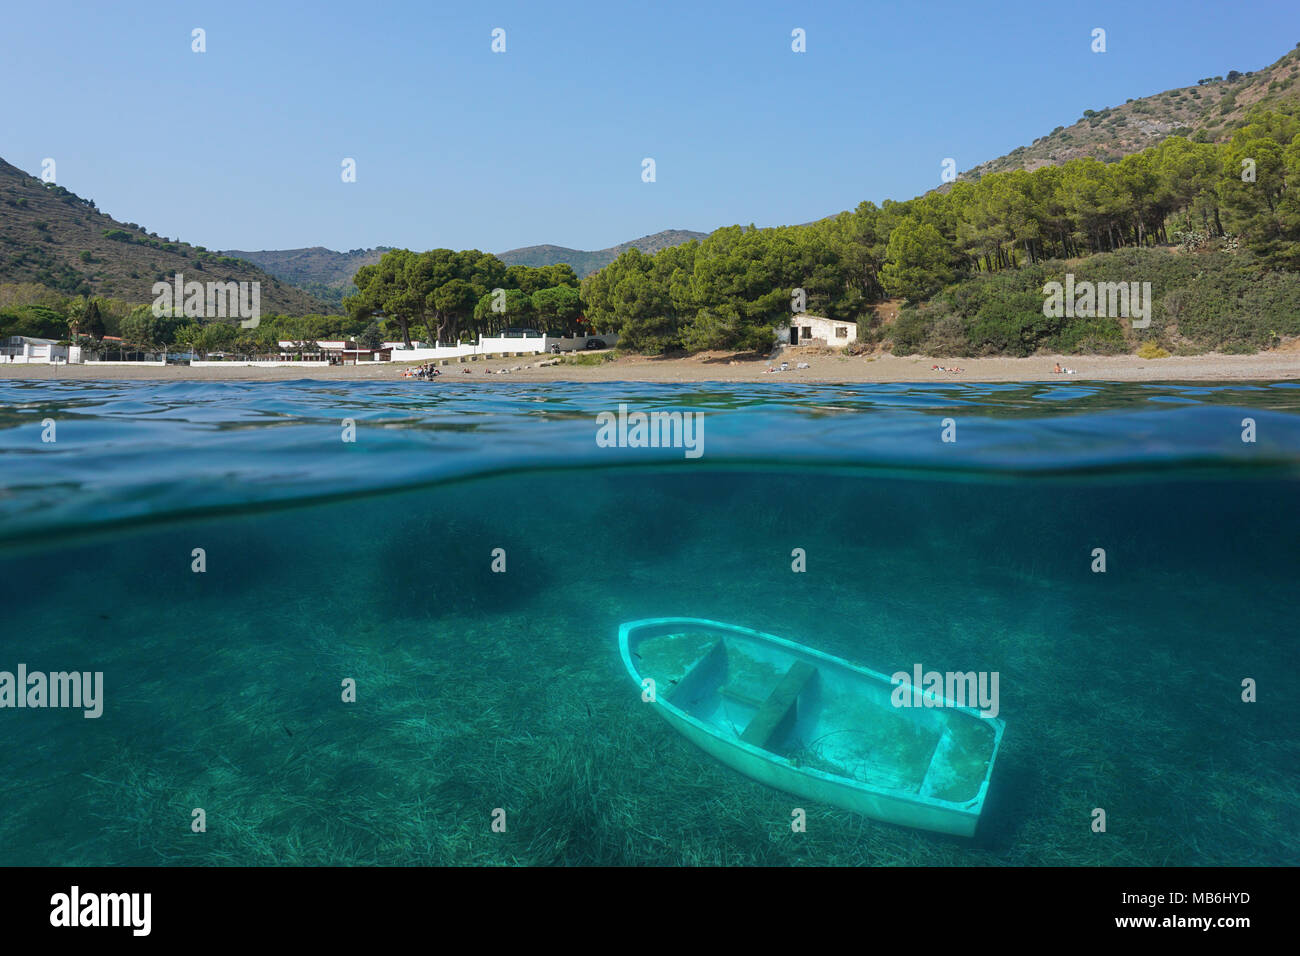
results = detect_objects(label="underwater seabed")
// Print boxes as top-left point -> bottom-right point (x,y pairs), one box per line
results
0,465 -> 1295,865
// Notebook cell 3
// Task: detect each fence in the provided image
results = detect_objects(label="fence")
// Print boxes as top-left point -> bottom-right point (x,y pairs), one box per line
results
386,333 -> 617,363
83,350 -> 167,363
190,360 -> 331,367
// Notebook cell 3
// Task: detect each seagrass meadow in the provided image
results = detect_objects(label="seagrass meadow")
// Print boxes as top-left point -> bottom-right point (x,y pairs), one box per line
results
0,380 -> 1296,865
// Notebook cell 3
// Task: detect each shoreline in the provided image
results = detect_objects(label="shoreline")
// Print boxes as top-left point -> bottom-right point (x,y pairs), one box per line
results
2,349 -> 1297,383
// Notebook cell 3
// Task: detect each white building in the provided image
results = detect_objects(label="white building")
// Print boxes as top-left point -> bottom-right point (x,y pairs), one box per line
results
0,336 -> 71,363
777,314 -> 857,346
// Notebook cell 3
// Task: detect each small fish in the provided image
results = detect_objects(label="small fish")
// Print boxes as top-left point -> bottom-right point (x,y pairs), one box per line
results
585,703 -> 592,718
283,725 -> 293,737
98,614 -> 110,620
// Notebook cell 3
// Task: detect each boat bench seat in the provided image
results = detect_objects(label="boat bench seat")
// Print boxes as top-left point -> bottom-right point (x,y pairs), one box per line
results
740,660 -> 817,750
718,685 -> 767,708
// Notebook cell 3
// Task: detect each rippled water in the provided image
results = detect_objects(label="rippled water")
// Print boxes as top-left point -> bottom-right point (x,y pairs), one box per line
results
1,380 -> 1297,865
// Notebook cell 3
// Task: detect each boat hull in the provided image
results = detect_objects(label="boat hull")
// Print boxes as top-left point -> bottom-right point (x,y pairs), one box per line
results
618,617 -> 1005,838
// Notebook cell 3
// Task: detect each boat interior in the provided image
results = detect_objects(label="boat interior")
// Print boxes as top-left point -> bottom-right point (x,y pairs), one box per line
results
629,623 -> 997,804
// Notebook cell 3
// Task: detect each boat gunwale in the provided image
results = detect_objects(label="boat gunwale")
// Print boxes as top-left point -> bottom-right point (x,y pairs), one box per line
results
618,616 -> 1005,815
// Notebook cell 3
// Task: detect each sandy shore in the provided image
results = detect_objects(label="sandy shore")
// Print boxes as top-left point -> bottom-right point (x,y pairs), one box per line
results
3,348 -> 1298,383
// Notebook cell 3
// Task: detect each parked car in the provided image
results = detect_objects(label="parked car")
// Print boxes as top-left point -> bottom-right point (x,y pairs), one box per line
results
584,338 -> 607,350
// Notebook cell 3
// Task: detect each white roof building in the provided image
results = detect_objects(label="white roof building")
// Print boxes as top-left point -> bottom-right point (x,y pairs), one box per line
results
777,314 -> 857,346
2,336 -> 70,363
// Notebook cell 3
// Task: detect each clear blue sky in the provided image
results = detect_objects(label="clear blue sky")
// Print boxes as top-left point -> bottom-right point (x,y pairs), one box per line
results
2,0 -> 1296,254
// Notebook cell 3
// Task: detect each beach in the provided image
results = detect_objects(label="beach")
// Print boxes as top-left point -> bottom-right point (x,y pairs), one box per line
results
4,348 -> 1298,383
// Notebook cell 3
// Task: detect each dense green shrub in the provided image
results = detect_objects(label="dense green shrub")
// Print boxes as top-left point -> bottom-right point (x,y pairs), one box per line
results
967,292 -> 1057,356
1176,270 -> 1300,349
888,307 -> 932,355
878,246 -> 1300,356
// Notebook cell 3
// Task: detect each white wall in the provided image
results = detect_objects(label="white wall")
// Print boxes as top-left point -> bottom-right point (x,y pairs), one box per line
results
190,360 -> 330,367
779,314 -> 856,345
386,332 -> 617,362
386,343 -> 480,362
479,334 -> 547,354
2,345 -> 70,363
83,360 -> 167,366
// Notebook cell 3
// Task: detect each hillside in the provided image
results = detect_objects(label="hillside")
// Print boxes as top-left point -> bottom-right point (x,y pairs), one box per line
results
962,43 -> 1300,179
580,37 -> 1300,358
0,158 -> 329,315
498,229 -> 709,276
223,246 -> 391,308
227,229 -> 712,306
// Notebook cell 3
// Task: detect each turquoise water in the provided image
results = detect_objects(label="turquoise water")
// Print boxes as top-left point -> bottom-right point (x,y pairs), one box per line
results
1,379 -> 1297,865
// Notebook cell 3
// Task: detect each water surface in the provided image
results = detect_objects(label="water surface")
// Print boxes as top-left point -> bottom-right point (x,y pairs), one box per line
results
1,380 -> 1296,864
